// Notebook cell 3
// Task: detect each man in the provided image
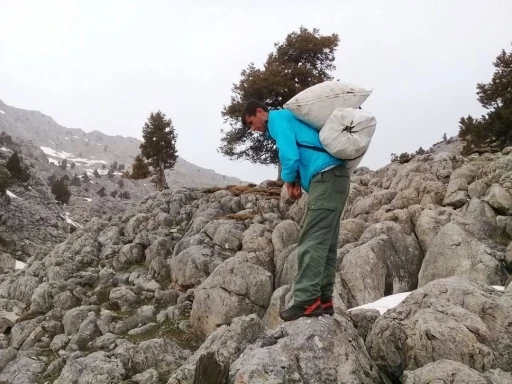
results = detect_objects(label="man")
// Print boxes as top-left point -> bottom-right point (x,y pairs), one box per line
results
242,100 -> 351,321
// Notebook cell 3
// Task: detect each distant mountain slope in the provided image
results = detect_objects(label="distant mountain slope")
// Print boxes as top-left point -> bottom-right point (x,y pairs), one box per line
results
0,99 -> 245,188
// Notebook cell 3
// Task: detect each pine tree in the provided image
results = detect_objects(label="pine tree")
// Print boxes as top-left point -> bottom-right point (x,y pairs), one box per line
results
70,174 -> 81,186
119,190 -> 130,199
59,159 -> 68,170
459,42 -> 512,154
442,133 -> 448,141
47,174 -> 56,185
107,169 -> 114,179
51,177 -> 71,204
117,179 -> 124,189
139,111 -> 178,191
0,132 -> 13,146
117,163 -> 125,171
6,152 -> 30,182
220,27 -> 339,173
130,155 -> 150,179
70,161 -> 76,169
93,169 -> 101,178
0,166 -> 12,195
111,161 -> 118,171
82,172 -> 91,183
97,187 -> 106,197
101,164 -> 106,170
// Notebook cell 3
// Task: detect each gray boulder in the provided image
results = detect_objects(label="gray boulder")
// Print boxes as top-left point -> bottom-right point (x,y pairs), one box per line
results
0,356 -> 45,384
242,223 -> 274,254
271,220 -> 300,260
169,245 -> 222,289
55,351 -> 125,384
367,277 -> 512,381
230,315 -> 386,383
168,314 -> 264,384
340,221 -> 423,306
191,257 -> 273,337
484,184 -> 512,214
145,237 -> 172,282
114,338 -> 191,377
402,360 -> 512,384
418,223 -> 507,286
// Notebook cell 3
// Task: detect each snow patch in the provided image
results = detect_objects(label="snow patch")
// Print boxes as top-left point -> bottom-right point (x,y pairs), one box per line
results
84,198 -> 92,202
348,292 -> 412,315
49,140 -> 56,145
348,285 -> 507,315
0,110 -> 5,115
60,212 -> 83,229
6,190 -> 20,199
15,260 -> 26,270
40,146 -> 73,159
0,147 -> 12,152
73,136 -> 79,138
48,158 -> 60,165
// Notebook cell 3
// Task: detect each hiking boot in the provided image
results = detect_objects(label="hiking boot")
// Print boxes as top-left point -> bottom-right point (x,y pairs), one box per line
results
279,298 -> 324,322
321,299 -> 334,316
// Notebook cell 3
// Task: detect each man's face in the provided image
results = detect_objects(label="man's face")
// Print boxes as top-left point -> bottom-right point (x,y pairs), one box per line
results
245,108 -> 268,133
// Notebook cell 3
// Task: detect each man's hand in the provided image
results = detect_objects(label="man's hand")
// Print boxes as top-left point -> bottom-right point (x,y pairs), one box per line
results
285,182 -> 302,200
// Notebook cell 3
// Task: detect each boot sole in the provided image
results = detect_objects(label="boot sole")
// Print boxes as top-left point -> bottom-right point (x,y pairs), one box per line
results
280,308 -> 324,322
323,307 -> 334,316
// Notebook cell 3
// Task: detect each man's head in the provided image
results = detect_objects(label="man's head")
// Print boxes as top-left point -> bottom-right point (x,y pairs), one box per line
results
241,100 -> 269,133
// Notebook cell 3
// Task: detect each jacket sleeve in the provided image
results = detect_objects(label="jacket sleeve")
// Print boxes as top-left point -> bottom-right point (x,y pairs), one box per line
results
269,114 -> 299,183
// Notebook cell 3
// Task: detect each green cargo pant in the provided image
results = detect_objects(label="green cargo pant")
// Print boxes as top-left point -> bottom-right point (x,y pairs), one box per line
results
293,164 -> 351,305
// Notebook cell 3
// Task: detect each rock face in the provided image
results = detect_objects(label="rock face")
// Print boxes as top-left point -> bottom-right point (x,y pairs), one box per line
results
1,136 -> 511,383
168,314 -> 265,384
340,221 -> 424,306
190,256 -> 273,336
367,277 -> 512,381
402,360 -> 512,384
230,315 -> 386,383
418,223 -> 507,286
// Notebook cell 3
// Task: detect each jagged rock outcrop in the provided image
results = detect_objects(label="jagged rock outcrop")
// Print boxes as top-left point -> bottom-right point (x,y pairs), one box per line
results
0,138 -> 510,383
367,277 -> 512,381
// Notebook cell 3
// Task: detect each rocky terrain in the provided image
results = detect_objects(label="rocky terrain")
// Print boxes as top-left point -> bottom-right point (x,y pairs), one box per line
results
0,98 -> 247,266
0,136 -> 511,383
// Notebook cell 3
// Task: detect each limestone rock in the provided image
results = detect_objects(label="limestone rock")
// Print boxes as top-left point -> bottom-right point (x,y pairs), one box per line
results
168,314 -> 264,384
418,223 -> 507,286
340,221 -> 423,306
484,184 -> 512,214
367,277 -> 512,381
230,315 -> 385,383
191,257 -> 273,337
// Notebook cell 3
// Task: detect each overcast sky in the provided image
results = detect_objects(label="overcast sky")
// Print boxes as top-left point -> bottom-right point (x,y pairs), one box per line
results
1,0 -> 511,183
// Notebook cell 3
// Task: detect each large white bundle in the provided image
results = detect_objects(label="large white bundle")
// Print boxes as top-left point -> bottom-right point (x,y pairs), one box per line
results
284,80 -> 372,129
319,107 -> 376,173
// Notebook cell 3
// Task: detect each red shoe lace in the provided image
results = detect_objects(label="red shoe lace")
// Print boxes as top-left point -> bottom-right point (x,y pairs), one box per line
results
304,298 -> 322,314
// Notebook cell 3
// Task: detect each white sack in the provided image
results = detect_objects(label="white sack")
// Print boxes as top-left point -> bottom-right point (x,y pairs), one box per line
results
284,81 -> 372,129
319,107 -> 376,173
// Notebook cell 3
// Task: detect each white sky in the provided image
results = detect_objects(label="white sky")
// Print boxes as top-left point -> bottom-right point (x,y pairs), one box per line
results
1,0 -> 511,183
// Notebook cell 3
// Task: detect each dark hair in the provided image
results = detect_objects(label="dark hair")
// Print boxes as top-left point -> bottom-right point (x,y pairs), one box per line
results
241,100 -> 268,127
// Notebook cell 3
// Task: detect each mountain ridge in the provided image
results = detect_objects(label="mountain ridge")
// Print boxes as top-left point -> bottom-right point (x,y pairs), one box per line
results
0,98 -> 245,188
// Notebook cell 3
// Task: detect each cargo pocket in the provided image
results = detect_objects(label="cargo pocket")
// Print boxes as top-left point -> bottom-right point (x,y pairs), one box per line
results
307,201 -> 338,230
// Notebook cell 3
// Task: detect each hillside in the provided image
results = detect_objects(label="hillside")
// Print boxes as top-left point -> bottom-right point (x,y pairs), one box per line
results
0,99 -> 245,188
0,133 -> 510,383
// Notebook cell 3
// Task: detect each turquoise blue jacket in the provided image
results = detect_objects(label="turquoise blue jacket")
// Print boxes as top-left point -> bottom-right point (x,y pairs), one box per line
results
267,109 -> 344,193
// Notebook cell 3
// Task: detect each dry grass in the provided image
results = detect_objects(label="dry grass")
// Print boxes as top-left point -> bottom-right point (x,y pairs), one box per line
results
222,213 -> 257,220
202,183 -> 282,198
